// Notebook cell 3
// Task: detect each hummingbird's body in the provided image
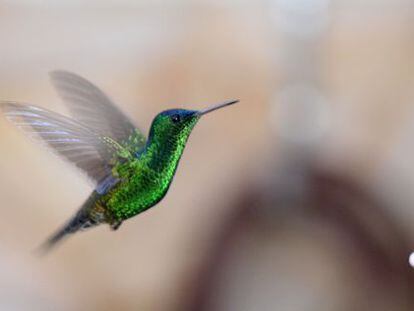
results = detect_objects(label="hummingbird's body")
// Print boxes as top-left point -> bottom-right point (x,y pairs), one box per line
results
92,110 -> 200,224
0,70 -> 237,251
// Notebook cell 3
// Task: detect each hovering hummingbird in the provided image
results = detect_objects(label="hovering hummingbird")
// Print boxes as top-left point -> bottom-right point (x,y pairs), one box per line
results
1,71 -> 238,251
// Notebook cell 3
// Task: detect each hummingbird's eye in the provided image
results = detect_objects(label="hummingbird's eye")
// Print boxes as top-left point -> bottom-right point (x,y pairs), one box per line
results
171,114 -> 181,123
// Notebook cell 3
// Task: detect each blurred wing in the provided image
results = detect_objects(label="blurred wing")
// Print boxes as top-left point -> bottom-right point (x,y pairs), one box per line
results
50,70 -> 146,154
1,102 -> 125,188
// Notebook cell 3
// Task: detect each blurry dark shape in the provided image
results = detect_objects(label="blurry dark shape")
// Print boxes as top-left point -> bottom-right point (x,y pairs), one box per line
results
181,162 -> 414,311
178,1 -> 414,309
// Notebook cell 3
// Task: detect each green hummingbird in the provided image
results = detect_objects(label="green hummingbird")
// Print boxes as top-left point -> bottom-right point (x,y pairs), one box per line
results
1,71 -> 238,251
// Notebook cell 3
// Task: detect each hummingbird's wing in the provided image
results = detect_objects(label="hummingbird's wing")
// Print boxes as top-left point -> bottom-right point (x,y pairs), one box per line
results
1,102 -> 130,189
49,70 -> 146,154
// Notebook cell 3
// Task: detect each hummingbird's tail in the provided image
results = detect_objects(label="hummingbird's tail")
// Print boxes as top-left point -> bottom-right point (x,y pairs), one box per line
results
36,194 -> 100,254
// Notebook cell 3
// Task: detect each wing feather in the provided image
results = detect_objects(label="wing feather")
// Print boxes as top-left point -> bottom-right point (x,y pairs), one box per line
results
50,70 -> 146,153
1,102 -> 118,186
1,71 -> 146,194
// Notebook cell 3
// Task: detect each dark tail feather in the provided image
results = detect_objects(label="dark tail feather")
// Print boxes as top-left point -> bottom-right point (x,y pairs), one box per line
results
36,224 -> 70,254
35,210 -> 90,255
35,194 -> 99,255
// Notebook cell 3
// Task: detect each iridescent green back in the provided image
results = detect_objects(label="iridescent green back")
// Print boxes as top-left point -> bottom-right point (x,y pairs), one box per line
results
103,111 -> 200,221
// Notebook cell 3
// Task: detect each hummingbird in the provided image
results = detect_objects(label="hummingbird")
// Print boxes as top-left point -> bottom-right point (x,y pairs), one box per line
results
1,70 -> 238,251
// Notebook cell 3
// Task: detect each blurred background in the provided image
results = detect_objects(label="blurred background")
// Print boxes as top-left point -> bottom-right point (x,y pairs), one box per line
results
1,0 -> 414,310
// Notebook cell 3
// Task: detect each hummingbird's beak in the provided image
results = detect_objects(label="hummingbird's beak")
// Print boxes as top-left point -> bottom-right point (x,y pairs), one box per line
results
196,100 -> 239,116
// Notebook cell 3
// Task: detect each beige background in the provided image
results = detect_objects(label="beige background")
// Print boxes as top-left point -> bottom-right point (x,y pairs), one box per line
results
0,1 -> 414,310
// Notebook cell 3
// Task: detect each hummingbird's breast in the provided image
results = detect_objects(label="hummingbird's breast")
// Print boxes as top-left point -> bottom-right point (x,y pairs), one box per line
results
104,125 -> 194,221
104,146 -> 183,221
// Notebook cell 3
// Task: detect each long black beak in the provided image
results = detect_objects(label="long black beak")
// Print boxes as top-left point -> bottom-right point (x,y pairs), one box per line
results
196,100 -> 239,116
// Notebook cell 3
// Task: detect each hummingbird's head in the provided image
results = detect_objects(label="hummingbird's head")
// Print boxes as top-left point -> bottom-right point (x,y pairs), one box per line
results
148,100 -> 239,143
